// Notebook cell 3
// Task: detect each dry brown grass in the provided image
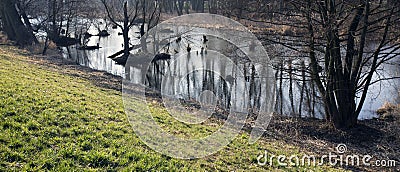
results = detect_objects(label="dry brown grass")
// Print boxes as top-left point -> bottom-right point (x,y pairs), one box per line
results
0,32 -> 11,44
377,102 -> 400,120
25,40 -> 58,55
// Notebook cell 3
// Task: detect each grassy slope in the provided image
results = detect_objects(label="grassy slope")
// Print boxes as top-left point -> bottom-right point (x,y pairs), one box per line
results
0,46 -> 341,171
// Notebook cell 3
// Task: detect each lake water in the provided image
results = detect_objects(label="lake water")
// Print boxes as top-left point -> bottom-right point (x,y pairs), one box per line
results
61,22 -> 142,76
61,23 -> 400,120
360,49 -> 400,119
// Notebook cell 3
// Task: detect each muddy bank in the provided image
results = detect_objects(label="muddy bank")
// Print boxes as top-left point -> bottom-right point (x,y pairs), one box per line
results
26,49 -> 122,91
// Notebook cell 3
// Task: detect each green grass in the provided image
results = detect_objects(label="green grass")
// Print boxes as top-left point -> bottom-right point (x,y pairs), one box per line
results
0,46 -> 342,171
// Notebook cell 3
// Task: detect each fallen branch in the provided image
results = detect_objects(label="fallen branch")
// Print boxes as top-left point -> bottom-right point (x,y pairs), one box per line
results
108,44 -> 141,59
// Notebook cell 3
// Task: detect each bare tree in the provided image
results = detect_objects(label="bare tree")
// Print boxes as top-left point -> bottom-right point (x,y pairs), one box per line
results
218,0 -> 400,128
101,0 -> 139,59
259,0 -> 400,128
101,0 -> 161,61
175,0 -> 184,16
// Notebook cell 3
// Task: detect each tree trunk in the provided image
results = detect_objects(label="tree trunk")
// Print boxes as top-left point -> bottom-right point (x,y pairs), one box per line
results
50,0 -> 59,40
288,60 -> 295,116
0,0 -> 37,46
299,60 -> 306,118
278,61 -> 284,115
0,9 -> 16,40
175,0 -> 184,16
123,2 -> 130,58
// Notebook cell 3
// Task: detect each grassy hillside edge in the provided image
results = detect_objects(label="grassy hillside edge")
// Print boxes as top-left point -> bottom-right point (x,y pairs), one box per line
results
0,45 -> 342,171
